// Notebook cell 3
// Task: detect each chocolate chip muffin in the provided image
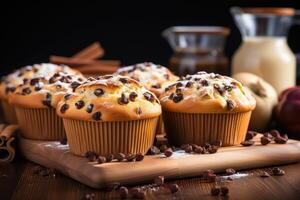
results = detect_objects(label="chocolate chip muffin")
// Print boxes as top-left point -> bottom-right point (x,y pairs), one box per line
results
160,72 -> 256,146
115,62 -> 179,97
0,63 -> 81,124
56,75 -> 161,156
8,70 -> 85,140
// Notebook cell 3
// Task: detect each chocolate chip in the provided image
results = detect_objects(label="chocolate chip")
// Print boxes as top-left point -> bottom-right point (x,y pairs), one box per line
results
261,136 -> 272,145
86,104 -> 94,113
96,156 -> 106,164
264,132 -> 273,139
126,154 -> 136,162
272,167 -> 285,176
94,88 -> 104,97
116,153 -> 125,161
143,92 -> 155,102
105,154 -> 114,162
148,146 -> 160,155
129,92 -> 138,101
151,84 -> 161,89
60,103 -> 69,113
274,135 -> 288,144
5,86 -> 16,94
34,83 -> 43,91
260,171 -> 270,178
211,186 -> 221,196
246,131 -> 257,140
136,107 -> 142,115
185,81 -> 193,88
207,146 -> 218,154
59,76 -> 70,83
168,93 -> 174,100
214,84 -> 225,95
176,82 -> 183,88
23,78 -> 29,84
226,168 -> 236,175
200,79 -> 209,86
64,93 -> 72,100
194,146 -> 204,154
226,99 -> 235,111
135,153 -> 144,161
30,78 -> 40,86
49,77 -> 57,84
132,190 -> 146,199
184,145 -> 193,153
22,87 -> 31,95
75,100 -> 85,109
42,93 -> 52,107
154,176 -> 164,186
172,93 -> 183,103
224,84 -> 233,92
70,81 -> 81,91
241,140 -> 255,146
92,111 -> 102,121
119,186 -> 129,199
164,148 -> 173,157
85,151 -> 98,162
119,77 -> 130,83
60,138 -> 67,145
270,130 -> 281,138
118,93 -> 129,105
168,184 -> 179,193
221,186 -> 229,196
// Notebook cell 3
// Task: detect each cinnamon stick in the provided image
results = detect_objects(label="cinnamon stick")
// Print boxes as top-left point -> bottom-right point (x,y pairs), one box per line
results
76,64 -> 119,75
0,124 -> 19,146
50,55 -> 120,67
0,137 -> 15,163
72,42 -> 104,60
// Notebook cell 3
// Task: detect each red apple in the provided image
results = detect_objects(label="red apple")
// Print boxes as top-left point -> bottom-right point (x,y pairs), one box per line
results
275,87 -> 300,133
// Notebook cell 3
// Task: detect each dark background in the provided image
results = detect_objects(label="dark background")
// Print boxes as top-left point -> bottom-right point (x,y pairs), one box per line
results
1,1 -> 300,79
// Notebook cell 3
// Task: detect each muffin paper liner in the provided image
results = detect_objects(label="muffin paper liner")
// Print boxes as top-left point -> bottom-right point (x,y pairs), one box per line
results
155,115 -> 165,136
63,117 -> 158,156
1,99 -> 18,124
15,107 -> 66,140
163,111 -> 252,146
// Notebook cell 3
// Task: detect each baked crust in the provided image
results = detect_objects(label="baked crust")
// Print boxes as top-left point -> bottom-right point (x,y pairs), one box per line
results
115,62 -> 179,96
0,63 -> 81,100
8,72 -> 85,109
159,72 -> 256,113
56,75 -> 162,122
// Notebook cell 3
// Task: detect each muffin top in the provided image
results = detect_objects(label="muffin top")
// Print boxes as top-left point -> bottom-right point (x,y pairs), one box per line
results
9,72 -> 85,109
159,72 -> 256,113
56,75 -> 162,122
115,62 -> 179,96
0,63 -> 81,100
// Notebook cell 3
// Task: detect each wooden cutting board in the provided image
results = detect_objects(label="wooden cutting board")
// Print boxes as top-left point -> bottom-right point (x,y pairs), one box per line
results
19,135 -> 300,189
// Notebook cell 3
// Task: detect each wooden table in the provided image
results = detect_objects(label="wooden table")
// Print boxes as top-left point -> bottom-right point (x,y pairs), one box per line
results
1,158 -> 300,200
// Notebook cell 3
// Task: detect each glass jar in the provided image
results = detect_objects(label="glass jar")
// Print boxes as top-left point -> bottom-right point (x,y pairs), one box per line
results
231,7 -> 296,94
162,26 -> 230,76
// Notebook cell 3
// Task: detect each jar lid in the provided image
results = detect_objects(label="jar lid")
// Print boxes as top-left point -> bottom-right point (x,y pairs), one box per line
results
240,7 -> 295,16
163,26 -> 230,36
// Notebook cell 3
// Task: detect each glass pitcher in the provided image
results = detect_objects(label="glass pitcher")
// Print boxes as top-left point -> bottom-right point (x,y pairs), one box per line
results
163,26 -> 230,76
231,7 -> 296,94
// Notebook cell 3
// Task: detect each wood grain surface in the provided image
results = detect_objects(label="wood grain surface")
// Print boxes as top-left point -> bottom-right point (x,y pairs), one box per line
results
18,135 -> 300,189
1,159 -> 300,200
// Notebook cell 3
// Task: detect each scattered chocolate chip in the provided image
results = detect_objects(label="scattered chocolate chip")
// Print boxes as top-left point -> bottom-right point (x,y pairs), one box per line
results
85,151 -> 98,162
118,93 -> 129,105
136,107 -> 142,115
176,82 -> 183,88
172,93 -> 183,103
116,153 -> 125,161
48,76 -> 57,84
148,146 -> 161,155
260,171 -> 270,178
151,84 -> 161,89
272,167 -> 285,176
60,138 -> 67,145
97,156 -> 107,164
200,79 -> 209,86
42,93 -> 52,107
143,92 -> 155,102
221,186 -> 229,196
246,131 -> 257,141
226,99 -> 235,111
129,92 -> 138,101
270,130 -> 281,138
164,148 -> 173,157
94,88 -> 104,97
185,81 -> 193,88
154,176 -> 164,186
135,153 -> 144,161
75,100 -> 85,109
226,168 -> 236,175
241,140 -> 255,146
184,145 -> 193,153
106,154 -> 114,162
60,103 -> 69,113
168,184 -> 179,193
274,135 -> 288,144
92,111 -> 102,121
119,186 -> 129,199
211,186 -> 221,196
126,154 -> 136,162
22,87 -> 31,95
263,132 -> 273,139
194,146 -> 204,154
86,104 -> 94,113
261,136 -> 272,145
30,78 -> 40,86
160,144 -> 168,152
207,145 -> 218,154
64,93 -> 72,100
119,77 -> 130,84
